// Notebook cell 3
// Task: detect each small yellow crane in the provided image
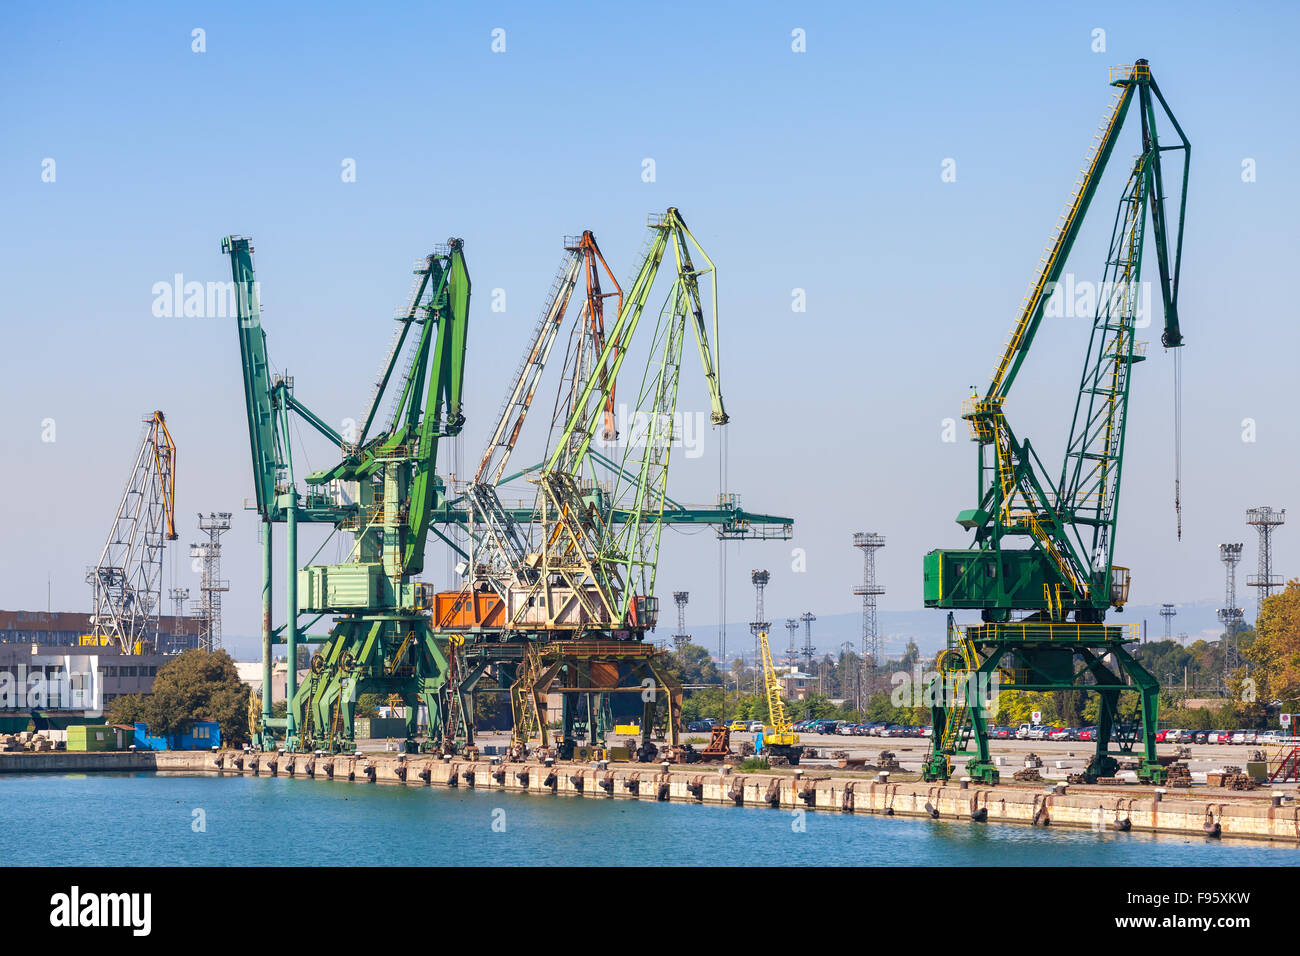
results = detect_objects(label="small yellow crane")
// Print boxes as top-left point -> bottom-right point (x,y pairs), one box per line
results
757,630 -> 802,764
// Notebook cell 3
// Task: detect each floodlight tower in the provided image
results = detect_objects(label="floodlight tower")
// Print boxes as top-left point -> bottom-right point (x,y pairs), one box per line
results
1217,543 -> 1245,677
784,618 -> 800,667
1246,507 -> 1286,618
190,512 -> 232,652
672,591 -> 691,651
168,586 -> 191,653
800,611 -> 816,674
749,570 -> 771,689
1159,603 -> 1176,641
852,533 -> 886,662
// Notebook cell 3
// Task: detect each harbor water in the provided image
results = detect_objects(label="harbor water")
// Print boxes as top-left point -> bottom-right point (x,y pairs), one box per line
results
1,772 -> 1296,866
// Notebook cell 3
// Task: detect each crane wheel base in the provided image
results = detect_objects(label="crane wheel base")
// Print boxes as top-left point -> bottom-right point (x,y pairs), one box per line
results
1136,761 -> 1168,785
763,746 -> 801,766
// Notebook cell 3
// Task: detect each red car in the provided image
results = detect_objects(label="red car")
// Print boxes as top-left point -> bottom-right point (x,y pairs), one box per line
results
1155,729 -> 1169,742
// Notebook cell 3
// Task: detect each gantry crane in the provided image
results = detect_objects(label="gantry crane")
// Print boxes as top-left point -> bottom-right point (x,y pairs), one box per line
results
922,61 -> 1190,785
85,410 -> 178,655
225,235 -> 471,752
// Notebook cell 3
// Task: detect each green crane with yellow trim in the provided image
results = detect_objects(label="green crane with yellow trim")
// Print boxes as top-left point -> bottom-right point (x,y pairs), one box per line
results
921,61 -> 1190,785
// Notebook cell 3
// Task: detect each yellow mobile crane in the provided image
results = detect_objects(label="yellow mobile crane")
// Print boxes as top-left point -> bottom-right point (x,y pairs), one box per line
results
757,630 -> 801,765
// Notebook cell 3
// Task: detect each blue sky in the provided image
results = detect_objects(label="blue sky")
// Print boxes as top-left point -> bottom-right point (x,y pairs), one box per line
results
2,1 -> 1298,660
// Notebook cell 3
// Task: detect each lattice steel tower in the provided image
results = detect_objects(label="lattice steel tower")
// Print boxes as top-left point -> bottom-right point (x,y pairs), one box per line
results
1159,603 -> 1176,641
190,512 -> 232,652
1246,507 -> 1285,619
784,618 -> 800,667
1217,542 -> 1244,675
672,591 -> 691,650
749,570 -> 771,690
168,586 -> 191,653
852,533 -> 885,664
800,611 -> 816,674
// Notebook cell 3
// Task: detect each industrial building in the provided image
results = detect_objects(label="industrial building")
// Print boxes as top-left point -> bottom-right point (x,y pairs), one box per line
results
0,609 -> 203,654
0,630 -> 189,723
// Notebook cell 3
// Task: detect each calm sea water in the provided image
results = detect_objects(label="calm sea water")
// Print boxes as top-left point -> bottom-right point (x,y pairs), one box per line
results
1,772 -> 1295,866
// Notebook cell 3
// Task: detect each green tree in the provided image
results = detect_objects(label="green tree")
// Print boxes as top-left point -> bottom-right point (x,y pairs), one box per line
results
106,693 -> 150,727
145,649 -> 249,745
664,643 -> 723,687
680,686 -> 729,722
1246,580 -> 1300,708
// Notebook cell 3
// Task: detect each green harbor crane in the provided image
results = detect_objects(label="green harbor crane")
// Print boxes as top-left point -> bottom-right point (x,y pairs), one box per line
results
226,235 -> 471,752
921,61 -> 1190,785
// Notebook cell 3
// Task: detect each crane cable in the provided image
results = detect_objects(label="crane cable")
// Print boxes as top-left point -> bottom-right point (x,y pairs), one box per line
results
1173,348 -> 1182,540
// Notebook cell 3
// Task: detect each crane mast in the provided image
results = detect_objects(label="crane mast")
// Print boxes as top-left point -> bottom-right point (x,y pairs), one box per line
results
922,61 -> 1190,785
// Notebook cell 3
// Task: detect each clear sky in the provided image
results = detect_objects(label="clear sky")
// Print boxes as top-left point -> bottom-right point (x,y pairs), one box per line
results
2,1 -> 1297,660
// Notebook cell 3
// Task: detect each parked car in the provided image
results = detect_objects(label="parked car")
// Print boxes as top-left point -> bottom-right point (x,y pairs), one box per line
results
837,723 -> 858,736
728,720 -> 747,733
991,726 -> 1012,740
1077,727 -> 1096,742
685,721 -> 712,733
920,726 -> 933,738
1206,730 -> 1230,744
747,720 -> 764,733
1049,727 -> 1072,741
